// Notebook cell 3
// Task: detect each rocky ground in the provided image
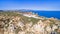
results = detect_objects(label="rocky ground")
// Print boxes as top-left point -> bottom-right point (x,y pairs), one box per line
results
0,11 -> 60,34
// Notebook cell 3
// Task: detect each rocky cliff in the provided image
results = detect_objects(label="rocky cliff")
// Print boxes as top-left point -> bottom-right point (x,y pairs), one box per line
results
0,11 -> 60,34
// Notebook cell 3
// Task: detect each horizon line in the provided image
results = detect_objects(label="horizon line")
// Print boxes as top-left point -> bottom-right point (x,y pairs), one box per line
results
0,9 -> 60,11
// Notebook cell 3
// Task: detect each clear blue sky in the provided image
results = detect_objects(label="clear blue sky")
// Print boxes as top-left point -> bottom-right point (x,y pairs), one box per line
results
0,0 -> 60,11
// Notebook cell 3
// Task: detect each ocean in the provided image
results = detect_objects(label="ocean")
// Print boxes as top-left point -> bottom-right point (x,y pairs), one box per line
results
32,11 -> 60,19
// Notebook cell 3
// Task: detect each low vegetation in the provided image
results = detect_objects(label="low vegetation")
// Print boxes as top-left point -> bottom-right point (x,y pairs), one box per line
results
0,11 -> 60,34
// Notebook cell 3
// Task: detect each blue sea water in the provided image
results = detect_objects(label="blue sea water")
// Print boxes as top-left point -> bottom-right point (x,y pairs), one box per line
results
32,11 -> 60,19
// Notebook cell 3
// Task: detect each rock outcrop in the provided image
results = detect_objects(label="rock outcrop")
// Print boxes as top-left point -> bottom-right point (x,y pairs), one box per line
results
0,11 -> 60,34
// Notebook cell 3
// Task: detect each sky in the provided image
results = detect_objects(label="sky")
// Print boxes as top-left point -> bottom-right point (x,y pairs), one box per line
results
0,0 -> 60,11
